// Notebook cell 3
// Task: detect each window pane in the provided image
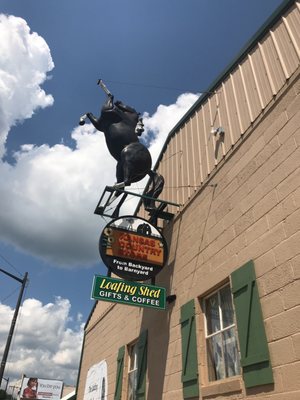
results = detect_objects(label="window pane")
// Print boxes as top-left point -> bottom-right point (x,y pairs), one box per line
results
206,293 -> 220,334
207,333 -> 225,381
129,343 -> 138,371
127,370 -> 137,400
220,285 -> 234,328
223,328 -> 240,378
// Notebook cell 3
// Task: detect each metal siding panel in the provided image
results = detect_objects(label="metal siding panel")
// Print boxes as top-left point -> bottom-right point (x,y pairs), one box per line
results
173,132 -> 181,208
248,52 -> 266,110
181,125 -> 190,202
260,33 -> 286,93
196,108 -> 208,180
175,131 -> 184,206
163,148 -> 170,204
186,118 -> 197,195
250,47 -> 273,107
208,95 -> 223,165
193,112 -> 204,184
283,4 -> 300,59
239,58 -> 262,122
217,84 -> 232,153
144,1 -> 300,213
214,89 -> 227,158
202,102 -> 214,175
231,67 -> 251,133
169,138 -> 177,214
227,73 -> 244,141
221,81 -> 236,148
271,20 -> 298,78
159,151 -> 167,203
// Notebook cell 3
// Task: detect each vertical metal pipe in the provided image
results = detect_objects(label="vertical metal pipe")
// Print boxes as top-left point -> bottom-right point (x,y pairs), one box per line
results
0,271 -> 28,386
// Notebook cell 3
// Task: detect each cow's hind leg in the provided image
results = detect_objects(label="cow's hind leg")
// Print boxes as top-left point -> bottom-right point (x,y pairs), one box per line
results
144,171 -> 165,211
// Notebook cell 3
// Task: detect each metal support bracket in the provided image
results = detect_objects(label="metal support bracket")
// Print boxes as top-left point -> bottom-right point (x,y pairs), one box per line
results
94,186 -> 181,224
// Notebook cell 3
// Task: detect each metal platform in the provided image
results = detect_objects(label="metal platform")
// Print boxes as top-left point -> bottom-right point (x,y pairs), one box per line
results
94,186 -> 181,224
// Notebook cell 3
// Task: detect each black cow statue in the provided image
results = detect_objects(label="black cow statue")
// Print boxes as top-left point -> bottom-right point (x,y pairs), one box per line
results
79,80 -> 164,211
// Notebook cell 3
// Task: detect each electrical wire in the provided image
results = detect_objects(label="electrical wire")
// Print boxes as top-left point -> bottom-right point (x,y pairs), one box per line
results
0,252 -> 22,277
0,286 -> 20,304
103,79 -> 203,93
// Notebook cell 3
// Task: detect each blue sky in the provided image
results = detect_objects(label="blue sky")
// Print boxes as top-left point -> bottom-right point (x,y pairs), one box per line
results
0,0 -> 283,387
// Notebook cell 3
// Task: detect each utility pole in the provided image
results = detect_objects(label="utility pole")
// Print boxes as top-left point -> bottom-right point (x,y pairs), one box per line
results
0,268 -> 28,387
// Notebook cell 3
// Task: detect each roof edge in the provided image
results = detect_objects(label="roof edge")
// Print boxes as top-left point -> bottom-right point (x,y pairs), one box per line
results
153,0 -> 295,171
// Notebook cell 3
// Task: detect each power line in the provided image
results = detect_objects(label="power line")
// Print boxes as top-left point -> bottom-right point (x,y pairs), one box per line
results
102,79 -> 214,94
0,253 -> 22,277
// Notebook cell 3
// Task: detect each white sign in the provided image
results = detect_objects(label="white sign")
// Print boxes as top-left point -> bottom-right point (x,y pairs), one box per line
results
83,360 -> 108,400
20,377 -> 63,400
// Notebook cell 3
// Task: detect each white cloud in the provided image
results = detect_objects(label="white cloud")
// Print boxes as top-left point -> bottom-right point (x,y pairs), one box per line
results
0,99 -> 199,267
0,14 -> 199,267
0,124 -> 116,266
0,14 -> 54,157
0,297 -> 84,385
144,92 -> 200,165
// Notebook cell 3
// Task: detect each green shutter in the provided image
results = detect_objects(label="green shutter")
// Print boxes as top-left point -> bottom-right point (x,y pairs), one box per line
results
231,260 -> 273,388
114,346 -> 125,400
136,330 -> 148,400
180,299 -> 199,399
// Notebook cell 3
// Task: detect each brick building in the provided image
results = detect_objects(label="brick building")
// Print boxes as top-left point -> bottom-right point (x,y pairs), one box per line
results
76,0 -> 300,399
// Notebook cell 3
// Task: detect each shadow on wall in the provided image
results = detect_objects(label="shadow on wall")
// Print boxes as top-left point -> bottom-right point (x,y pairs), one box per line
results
139,216 -> 181,399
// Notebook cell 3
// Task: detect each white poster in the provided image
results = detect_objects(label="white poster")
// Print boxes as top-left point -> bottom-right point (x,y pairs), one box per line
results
83,360 -> 108,400
20,377 -> 63,400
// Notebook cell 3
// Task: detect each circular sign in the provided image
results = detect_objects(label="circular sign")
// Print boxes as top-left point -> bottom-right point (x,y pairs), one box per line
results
99,216 -> 168,281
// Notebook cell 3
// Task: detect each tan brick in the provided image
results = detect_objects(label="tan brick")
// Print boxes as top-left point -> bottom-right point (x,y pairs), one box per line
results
274,133 -> 297,169
256,135 -> 280,168
223,205 -> 243,231
162,389 -> 183,400
261,262 -> 294,295
235,210 -> 254,236
281,361 -> 300,392
282,280 -> 300,310
252,190 -> 279,221
286,95 -> 300,120
291,254 -> 300,279
227,136 -> 265,182
255,250 -> 277,278
237,223 -> 285,267
236,159 -> 258,186
263,391 -> 300,400
283,208 -> 300,238
294,126 -> 300,147
268,193 -> 297,229
278,106 -> 300,144
261,291 -> 284,319
294,186 -> 300,208
240,183 -> 269,214
292,333 -> 300,360
274,231 -> 300,265
164,371 -> 182,392
245,216 -> 269,245
277,166 -> 300,201
270,306 -> 300,340
215,198 -> 234,221
269,337 -> 296,367
226,234 -> 247,257
263,110 -> 288,144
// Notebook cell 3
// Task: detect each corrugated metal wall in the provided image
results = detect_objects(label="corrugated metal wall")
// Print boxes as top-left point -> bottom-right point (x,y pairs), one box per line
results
140,1 -> 300,217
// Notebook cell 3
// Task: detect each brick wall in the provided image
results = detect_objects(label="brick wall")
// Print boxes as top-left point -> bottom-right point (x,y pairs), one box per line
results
77,69 -> 300,400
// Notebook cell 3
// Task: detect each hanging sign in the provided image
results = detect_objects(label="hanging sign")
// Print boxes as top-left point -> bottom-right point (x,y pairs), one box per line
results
91,275 -> 166,310
99,216 -> 168,281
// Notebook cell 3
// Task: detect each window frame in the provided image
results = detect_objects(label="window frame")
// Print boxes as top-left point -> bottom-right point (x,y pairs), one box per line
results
203,283 -> 241,383
126,340 -> 138,400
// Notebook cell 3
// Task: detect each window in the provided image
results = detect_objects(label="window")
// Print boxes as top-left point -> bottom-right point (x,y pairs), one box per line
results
127,341 -> 138,400
204,284 -> 240,381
